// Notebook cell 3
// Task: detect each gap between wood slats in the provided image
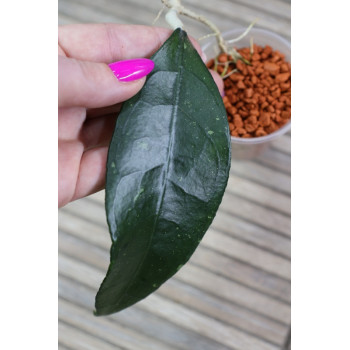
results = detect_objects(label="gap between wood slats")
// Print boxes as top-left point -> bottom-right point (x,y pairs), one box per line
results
58,247 -> 290,325
59,275 -> 237,350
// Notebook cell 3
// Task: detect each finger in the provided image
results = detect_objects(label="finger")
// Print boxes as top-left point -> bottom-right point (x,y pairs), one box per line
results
58,106 -> 86,140
72,146 -> 109,203
209,69 -> 225,96
81,113 -> 116,151
58,140 -> 84,207
86,103 -> 122,119
58,24 -> 205,63
58,55 -> 147,108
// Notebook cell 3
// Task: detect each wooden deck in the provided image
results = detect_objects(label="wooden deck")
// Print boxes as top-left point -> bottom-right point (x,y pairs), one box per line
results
58,1 -> 291,349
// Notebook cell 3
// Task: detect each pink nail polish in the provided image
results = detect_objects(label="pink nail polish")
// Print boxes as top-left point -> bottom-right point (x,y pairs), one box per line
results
108,58 -> 154,82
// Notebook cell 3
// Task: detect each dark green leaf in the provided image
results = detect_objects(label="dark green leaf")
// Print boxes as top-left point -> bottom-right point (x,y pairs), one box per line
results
95,28 -> 231,316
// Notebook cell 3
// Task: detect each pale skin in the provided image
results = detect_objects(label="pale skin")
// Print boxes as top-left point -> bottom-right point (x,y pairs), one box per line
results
58,23 -> 224,208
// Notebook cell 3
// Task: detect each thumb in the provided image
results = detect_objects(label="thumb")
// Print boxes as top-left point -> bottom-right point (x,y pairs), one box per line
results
58,56 -> 154,108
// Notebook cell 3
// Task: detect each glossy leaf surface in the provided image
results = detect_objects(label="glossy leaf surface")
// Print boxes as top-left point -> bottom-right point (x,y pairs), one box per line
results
95,28 -> 231,315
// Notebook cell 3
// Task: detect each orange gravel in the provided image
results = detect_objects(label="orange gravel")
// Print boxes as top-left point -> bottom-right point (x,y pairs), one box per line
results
207,44 -> 291,138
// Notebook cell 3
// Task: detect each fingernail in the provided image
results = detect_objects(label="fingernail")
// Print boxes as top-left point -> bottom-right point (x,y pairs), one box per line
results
108,58 -> 154,82
201,52 -> 207,63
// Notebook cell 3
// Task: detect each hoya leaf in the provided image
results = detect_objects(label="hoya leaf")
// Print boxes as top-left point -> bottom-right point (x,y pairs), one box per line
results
95,28 -> 231,316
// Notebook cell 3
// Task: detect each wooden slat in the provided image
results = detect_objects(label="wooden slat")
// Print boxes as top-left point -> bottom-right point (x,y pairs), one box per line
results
66,191 -> 291,258
211,210 -> 291,258
58,0 -> 290,40
229,0 -> 290,18
176,263 -> 290,323
59,321 -> 124,350
256,148 -> 291,174
190,246 -> 290,302
271,134 -> 291,154
157,278 -> 288,345
202,228 -> 290,279
58,254 -> 281,350
58,230 -> 290,321
59,276 -> 234,350
182,0 -> 290,38
58,226 -> 290,302
58,344 -> 74,350
140,295 -> 280,350
76,186 -> 291,239
61,197 -> 106,227
59,252 -> 290,326
61,193 -> 291,279
230,160 -> 291,194
59,209 -> 109,248
86,179 -> 291,238
67,189 -> 291,241
220,191 -> 291,237
59,0 -> 162,27
60,200 -> 290,281
226,174 -> 291,215
58,0 -> 132,24
58,13 -> 78,26
59,299 -> 175,350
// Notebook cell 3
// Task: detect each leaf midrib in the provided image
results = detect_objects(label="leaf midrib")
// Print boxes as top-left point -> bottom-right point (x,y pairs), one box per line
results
115,32 -> 186,305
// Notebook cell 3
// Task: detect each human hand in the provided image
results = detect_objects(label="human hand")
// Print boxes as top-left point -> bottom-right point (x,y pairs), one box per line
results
58,23 -> 224,208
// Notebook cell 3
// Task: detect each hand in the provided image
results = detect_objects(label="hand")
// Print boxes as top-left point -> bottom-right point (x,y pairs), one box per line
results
58,23 -> 224,208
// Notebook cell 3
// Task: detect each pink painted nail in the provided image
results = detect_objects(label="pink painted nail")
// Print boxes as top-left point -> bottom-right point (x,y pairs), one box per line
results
108,58 -> 154,82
